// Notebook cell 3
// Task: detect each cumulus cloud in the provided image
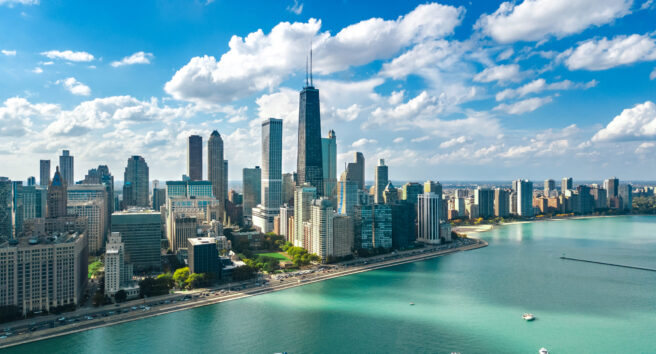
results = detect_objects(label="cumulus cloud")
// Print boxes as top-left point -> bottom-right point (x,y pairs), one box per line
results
592,101 -> 656,142
473,64 -> 526,84
352,138 -> 377,147
45,96 -> 201,137
111,51 -> 154,67
55,77 -> 91,96
1,49 -> 16,56
0,97 -> 58,136
651,67 -> 656,79
476,0 -> 632,43
495,78 -> 597,101
287,0 -> 303,14
561,34 -> 656,71
411,136 -> 430,143
635,142 -> 655,153
393,137 -> 404,143
32,67 -> 43,74
493,96 -> 553,114
440,136 -> 469,148
41,50 -> 94,62
165,3 -> 464,104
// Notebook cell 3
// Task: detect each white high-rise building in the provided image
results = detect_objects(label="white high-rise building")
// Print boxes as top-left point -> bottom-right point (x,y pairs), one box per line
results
515,179 -> 534,217
417,193 -> 442,244
293,184 -> 316,247
104,232 -> 134,297
311,198 -> 334,262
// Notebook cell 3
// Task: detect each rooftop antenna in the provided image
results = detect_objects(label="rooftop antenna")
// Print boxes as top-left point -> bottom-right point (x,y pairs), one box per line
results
305,56 -> 309,87
310,47 -> 313,86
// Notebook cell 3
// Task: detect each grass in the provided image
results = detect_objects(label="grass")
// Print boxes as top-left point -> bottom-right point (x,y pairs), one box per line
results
256,252 -> 291,261
88,260 -> 103,279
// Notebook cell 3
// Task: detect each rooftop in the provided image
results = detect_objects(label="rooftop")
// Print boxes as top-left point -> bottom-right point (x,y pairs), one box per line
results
1,231 -> 82,248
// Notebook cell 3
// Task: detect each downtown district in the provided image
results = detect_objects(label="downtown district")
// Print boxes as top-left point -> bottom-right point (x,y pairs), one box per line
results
0,79 -> 646,321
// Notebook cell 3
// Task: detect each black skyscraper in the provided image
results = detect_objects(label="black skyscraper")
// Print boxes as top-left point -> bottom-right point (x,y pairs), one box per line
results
297,54 -> 323,195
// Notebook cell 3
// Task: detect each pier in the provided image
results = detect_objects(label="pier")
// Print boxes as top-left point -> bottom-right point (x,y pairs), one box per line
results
560,256 -> 656,272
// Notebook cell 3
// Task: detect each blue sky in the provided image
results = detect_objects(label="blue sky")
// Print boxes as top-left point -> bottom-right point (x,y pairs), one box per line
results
1,0 -> 655,183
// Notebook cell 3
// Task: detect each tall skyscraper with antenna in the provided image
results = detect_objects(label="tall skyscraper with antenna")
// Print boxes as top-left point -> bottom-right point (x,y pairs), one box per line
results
297,49 -> 323,195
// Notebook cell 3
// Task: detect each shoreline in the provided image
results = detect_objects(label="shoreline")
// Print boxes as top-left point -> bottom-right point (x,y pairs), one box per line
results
0,239 -> 488,350
455,213 -> 632,233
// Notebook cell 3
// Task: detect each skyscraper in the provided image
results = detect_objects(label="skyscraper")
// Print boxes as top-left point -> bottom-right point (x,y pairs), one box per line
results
374,159 -> 388,204
515,179 -> 534,217
544,179 -> 555,197
417,193 -> 442,244
253,118 -> 283,233
474,187 -> 494,218
401,182 -> 423,204
47,167 -> 68,218
296,61 -> 323,195
111,210 -> 161,271
0,178 -> 12,240
123,156 -> 149,208
494,188 -> 510,217
337,172 -> 358,216
605,177 -> 619,199
310,198 -> 334,262
39,160 -> 51,187
345,152 -> 365,190
562,177 -> 573,193
223,160 -> 228,204
59,150 -> 74,186
322,130 -> 337,197
242,167 -> 261,217
261,118 -> 283,209
188,135 -> 202,181
294,184 -> 316,247
208,131 -> 224,212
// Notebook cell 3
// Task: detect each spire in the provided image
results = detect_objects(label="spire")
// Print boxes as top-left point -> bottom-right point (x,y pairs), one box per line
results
310,47 -> 313,86
305,56 -> 309,87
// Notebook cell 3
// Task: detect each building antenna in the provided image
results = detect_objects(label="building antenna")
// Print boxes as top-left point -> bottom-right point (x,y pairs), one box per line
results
310,46 -> 313,86
305,56 -> 309,87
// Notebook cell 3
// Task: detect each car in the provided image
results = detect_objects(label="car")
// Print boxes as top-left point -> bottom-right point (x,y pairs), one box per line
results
131,306 -> 138,310
0,335 -> 7,339
58,317 -> 66,321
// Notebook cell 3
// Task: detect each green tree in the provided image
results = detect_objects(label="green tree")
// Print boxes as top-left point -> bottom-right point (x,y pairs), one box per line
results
157,273 -> 174,289
232,265 -> 257,281
173,267 -> 190,288
114,289 -> 127,303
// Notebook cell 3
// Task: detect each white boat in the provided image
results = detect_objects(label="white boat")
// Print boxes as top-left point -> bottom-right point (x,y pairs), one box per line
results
522,313 -> 535,321
539,348 -> 549,354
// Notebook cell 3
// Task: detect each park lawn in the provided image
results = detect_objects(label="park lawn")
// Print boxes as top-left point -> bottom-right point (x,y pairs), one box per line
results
256,252 -> 291,261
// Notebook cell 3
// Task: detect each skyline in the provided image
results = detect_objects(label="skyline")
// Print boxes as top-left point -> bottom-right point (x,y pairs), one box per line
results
1,0 -> 656,182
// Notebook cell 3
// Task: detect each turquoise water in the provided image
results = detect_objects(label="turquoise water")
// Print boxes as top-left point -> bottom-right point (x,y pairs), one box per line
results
6,216 -> 656,353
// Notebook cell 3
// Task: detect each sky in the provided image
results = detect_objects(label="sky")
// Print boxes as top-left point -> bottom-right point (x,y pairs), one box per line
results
0,0 -> 655,183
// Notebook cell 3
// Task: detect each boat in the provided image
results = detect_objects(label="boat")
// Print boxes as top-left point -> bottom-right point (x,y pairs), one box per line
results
522,313 -> 535,321
409,302 -> 415,306
539,348 -> 549,354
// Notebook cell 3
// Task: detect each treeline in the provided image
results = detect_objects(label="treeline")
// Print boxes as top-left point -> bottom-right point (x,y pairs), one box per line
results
281,242 -> 320,267
139,267 -> 214,297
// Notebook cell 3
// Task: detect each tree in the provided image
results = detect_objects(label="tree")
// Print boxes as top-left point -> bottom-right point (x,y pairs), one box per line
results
232,265 -> 257,281
185,273 -> 212,289
157,273 -> 174,289
92,290 -> 105,307
114,290 -> 127,303
173,267 -> 190,288
0,306 -> 21,323
139,277 -> 171,297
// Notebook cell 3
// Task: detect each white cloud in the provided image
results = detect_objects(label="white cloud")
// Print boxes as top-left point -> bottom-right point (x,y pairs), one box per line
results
592,101 -> 656,142
411,136 -> 430,143
393,137 -> 404,143
45,96 -> 201,137
352,138 -> 377,147
41,50 -> 94,62
42,61 -> 54,65
287,0 -> 303,15
476,0 -> 632,43
32,67 -> 43,74
635,142 -> 655,153
473,64 -> 525,83
650,67 -> 656,80
0,97 -> 58,136
497,48 -> 514,61
0,0 -> 38,6
495,78 -> 597,101
641,0 -> 654,9
111,51 -> 154,67
561,34 -> 656,71
55,77 -> 91,96
1,49 -> 16,56
493,96 -> 553,114
165,3 -> 464,104
440,136 -> 469,148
